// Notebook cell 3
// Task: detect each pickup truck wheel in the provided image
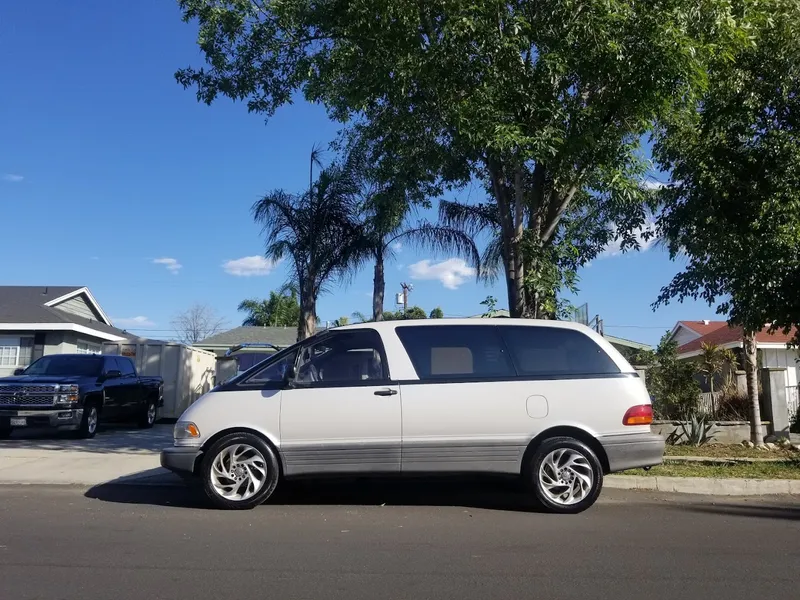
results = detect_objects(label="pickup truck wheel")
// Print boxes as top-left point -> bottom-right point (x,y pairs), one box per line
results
202,433 -> 280,510
526,436 -> 603,514
138,398 -> 158,429
77,403 -> 99,439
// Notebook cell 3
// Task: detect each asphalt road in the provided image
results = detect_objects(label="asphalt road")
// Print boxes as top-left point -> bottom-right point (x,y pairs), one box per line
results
0,481 -> 798,600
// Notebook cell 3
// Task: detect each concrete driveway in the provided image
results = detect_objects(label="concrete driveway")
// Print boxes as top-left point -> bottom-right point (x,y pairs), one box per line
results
0,424 -> 175,485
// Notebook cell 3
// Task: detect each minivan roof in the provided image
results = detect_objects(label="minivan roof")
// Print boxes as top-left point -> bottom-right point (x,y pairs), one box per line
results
332,318 -> 592,332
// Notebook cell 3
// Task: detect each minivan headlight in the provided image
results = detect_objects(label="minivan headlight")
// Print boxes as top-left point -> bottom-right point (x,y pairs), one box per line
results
174,421 -> 201,444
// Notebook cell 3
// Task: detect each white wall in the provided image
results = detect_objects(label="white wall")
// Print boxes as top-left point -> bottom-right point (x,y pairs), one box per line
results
761,347 -> 800,388
672,326 -> 701,347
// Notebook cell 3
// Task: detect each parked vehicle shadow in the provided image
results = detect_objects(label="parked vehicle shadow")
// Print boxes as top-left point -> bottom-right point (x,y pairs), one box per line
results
85,475 -> 543,513
680,502 -> 800,521
0,424 -> 172,454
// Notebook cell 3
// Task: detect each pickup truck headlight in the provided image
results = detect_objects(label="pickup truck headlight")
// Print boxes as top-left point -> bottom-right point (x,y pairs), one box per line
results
174,421 -> 201,444
55,384 -> 80,405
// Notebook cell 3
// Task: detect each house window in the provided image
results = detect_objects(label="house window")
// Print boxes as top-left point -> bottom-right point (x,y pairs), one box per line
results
0,336 -> 34,367
76,340 -> 103,355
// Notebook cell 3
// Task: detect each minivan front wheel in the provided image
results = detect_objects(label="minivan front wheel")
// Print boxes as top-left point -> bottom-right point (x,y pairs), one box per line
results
528,437 -> 603,514
202,433 -> 279,510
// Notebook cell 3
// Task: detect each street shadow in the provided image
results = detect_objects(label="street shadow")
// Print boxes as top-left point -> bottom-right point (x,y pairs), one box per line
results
0,424 -> 172,454
681,502 -> 800,521
85,475 -> 544,513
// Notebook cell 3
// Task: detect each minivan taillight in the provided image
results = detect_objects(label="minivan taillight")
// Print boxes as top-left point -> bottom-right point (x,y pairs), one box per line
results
622,405 -> 653,426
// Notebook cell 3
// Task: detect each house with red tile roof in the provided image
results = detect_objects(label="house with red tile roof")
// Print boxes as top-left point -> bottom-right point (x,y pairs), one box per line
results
668,320 -> 799,397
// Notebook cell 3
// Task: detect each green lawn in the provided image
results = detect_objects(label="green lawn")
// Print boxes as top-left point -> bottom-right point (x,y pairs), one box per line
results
664,444 -> 799,459
622,461 -> 800,479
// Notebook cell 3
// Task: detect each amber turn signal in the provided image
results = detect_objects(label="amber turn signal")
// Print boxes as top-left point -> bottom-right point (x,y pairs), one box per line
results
622,404 -> 653,426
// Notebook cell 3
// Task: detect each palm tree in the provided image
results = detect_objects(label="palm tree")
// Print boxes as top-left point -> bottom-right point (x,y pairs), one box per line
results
353,189 -> 479,321
252,150 -> 365,340
238,286 -> 300,327
698,342 -> 736,418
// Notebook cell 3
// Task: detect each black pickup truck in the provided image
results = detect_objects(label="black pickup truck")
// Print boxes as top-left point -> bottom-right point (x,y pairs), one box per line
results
0,354 -> 163,439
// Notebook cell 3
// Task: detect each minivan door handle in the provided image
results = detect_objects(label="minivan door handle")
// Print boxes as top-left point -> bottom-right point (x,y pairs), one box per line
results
374,388 -> 398,396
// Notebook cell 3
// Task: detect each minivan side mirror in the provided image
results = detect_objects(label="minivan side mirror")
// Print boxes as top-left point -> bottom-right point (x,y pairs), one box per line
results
13,368 -> 24,376
284,364 -> 297,383
104,369 -> 122,380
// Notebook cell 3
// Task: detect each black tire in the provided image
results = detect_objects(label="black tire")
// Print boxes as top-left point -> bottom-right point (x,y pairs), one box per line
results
526,436 -> 603,514
201,432 -> 280,510
0,427 -> 12,440
138,398 -> 158,429
76,402 -> 100,439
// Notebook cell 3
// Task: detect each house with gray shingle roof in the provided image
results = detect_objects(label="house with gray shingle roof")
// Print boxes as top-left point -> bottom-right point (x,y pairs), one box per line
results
0,286 -> 134,376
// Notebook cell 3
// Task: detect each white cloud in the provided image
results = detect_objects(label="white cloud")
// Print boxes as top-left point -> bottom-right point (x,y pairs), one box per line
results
152,257 -> 182,274
391,241 -> 403,252
641,179 -> 666,190
598,220 -> 658,259
2,174 -> 23,182
409,258 -> 477,290
113,316 -> 155,328
222,255 -> 280,277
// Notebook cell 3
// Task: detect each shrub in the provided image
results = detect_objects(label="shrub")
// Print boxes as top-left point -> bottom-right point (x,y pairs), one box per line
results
791,404 -> 800,434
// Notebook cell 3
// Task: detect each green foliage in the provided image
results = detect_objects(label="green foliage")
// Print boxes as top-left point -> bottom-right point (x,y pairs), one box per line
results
429,307 -> 444,319
176,0 -> 748,318
238,288 -> 300,327
654,1 -> 800,344
670,416 -> 717,447
332,316 -> 349,327
480,295 -> 500,318
647,333 -> 702,420
383,306 -> 428,321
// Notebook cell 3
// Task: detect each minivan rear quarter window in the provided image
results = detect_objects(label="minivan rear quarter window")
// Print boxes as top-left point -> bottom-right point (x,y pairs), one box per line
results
500,326 -> 620,377
395,325 -> 514,380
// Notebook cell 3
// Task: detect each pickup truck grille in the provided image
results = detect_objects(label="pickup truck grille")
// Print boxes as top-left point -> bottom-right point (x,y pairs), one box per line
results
0,384 -> 58,407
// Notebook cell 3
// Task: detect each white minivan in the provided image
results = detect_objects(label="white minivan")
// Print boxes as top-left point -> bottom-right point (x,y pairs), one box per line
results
161,319 -> 664,513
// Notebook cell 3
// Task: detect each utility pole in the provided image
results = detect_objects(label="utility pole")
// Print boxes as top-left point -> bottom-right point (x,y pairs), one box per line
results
400,282 -> 413,317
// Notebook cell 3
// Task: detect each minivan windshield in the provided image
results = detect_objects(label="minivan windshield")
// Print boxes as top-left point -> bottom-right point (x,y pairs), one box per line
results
23,355 -> 103,377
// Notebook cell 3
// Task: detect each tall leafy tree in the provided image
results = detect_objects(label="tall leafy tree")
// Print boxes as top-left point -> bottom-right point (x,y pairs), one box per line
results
252,151 -> 364,340
238,287 -> 300,327
654,1 -> 800,444
177,0 -> 746,318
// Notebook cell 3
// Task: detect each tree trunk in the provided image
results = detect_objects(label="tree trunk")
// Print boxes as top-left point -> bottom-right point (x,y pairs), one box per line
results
298,279 -> 316,341
743,331 -> 764,446
709,376 -> 716,420
372,252 -> 385,322
489,159 -> 525,318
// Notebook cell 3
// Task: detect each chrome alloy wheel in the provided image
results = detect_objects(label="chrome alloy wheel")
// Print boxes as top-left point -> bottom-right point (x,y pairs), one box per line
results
147,403 -> 157,424
210,444 -> 268,502
538,448 -> 594,506
87,407 -> 98,435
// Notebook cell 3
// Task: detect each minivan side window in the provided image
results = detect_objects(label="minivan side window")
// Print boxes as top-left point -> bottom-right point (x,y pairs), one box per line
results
294,329 -> 388,386
499,326 -> 620,377
395,325 -> 514,380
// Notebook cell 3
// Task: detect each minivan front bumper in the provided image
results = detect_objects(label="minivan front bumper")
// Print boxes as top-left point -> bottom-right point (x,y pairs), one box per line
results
161,446 -> 201,475
600,433 -> 665,473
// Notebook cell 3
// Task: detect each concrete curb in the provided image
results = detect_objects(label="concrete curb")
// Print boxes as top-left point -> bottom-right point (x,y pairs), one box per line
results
606,475 -> 800,496
663,455 -> 794,464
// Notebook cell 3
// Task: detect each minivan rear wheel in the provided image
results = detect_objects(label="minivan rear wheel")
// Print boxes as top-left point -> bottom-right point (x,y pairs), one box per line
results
201,433 -> 280,510
527,436 -> 603,514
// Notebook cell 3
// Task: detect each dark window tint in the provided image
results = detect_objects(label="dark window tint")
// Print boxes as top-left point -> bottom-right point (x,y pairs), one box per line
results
117,357 -> 136,376
104,357 -> 120,373
24,355 -> 103,377
500,326 -> 620,376
395,325 -> 514,380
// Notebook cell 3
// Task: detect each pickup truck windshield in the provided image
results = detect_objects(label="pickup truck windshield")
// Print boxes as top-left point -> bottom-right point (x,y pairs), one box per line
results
23,355 -> 103,377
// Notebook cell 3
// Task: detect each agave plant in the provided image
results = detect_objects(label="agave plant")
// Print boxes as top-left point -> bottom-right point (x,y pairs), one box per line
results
676,415 -> 716,447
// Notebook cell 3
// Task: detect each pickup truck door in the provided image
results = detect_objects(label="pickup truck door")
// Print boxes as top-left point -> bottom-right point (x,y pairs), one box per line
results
115,356 -> 143,418
100,357 -> 125,421
279,329 -> 401,476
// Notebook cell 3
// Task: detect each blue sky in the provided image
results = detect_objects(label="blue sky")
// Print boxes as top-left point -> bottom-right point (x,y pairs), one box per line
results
0,0 -> 721,346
